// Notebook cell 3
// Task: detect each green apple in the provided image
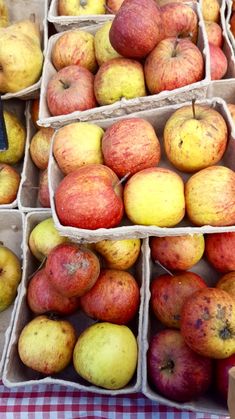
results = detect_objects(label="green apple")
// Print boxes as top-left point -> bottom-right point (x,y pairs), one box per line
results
0,244 -> 21,312
94,21 -> 121,66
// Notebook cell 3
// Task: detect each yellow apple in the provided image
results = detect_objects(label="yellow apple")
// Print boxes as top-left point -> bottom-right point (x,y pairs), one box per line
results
0,0 -> 8,28
185,166 -> 235,226
94,57 -> 146,106
0,244 -> 21,312
53,122 -> 104,174
29,127 -> 54,170
58,0 -> 106,15
93,238 -> 141,270
0,111 -> 26,165
52,30 -> 97,73
29,217 -> 68,262
18,315 -> 77,374
201,0 -> 220,22
73,322 -> 138,389
0,164 -> 20,204
124,167 -> 185,227
94,21 -> 121,66
163,103 -> 228,172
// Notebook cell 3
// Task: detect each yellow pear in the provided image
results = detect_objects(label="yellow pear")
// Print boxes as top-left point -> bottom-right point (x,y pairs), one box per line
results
0,111 -> 26,165
0,0 -> 8,28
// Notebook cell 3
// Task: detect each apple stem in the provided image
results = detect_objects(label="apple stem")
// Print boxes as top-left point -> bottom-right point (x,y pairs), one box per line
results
155,260 -> 174,276
59,79 -> 70,90
172,37 -> 179,57
80,0 -> 87,7
115,172 -> 131,187
28,256 -> 46,280
30,13 -> 36,22
192,98 -> 196,119
159,360 -> 174,372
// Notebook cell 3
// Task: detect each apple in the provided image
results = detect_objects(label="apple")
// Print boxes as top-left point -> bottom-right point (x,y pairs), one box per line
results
201,0 -> 220,22
209,43 -> 228,80
73,322 -> 138,389
150,234 -> 205,271
123,167 -> 185,227
29,127 -> 54,170
94,21 -> 121,66
80,269 -> 140,324
185,166 -> 235,227
38,169 -> 50,208
94,57 -> 146,106
0,0 -> 9,28
46,65 -> 97,117
147,329 -> 212,402
156,0 -> 197,5
55,164 -> 124,230
215,355 -> 235,401
227,104 -> 235,124
93,238 -> 141,270
204,20 -> 223,47
45,242 -> 100,298
0,110 -> 26,165
18,315 -> 76,374
102,118 -> 161,178
205,232 -> 235,273
0,164 -> 20,205
161,3 -> 198,44
53,122 -> 104,175
58,0 -> 106,15
181,287 -> 235,358
109,0 -> 163,59
150,272 -> 207,328
0,244 -> 21,312
230,12 -> 235,37
233,0 -> 235,12
106,0 -> 124,13
216,272 -> 235,299
31,98 -> 40,129
144,37 -> 204,94
51,30 -> 97,73
0,20 -> 43,93
29,217 -> 68,262
27,268 -> 80,315
163,102 -> 228,172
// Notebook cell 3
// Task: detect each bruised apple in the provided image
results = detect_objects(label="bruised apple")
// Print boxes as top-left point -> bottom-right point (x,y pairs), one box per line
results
55,164 -> 124,230
80,269 -> 140,324
150,234 -> 205,271
205,232 -> 235,273
150,272 -> 207,328
45,243 -> 100,297
216,272 -> 235,299
93,238 -> 141,270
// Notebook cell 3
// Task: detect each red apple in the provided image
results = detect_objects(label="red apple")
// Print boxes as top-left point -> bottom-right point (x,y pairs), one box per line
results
45,242 -> 100,298
161,3 -> 198,43
106,0 -> 124,13
38,169 -> 50,208
205,233 -> 235,273
55,164 -> 124,230
102,118 -> 161,178
215,354 -> 235,401
31,98 -> 40,129
147,329 -> 212,402
150,272 -> 207,328
181,287 -> 235,358
144,37 -> 204,94
0,163 -> 20,204
209,43 -> 228,80
80,269 -> 140,324
204,21 -> 223,47
27,268 -> 80,315
216,272 -> 235,299
29,127 -> 54,170
150,234 -> 205,271
109,0 -> 163,59
46,65 -> 97,116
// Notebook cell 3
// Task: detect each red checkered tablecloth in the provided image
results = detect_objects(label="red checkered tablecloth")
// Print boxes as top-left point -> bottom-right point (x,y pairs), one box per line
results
0,381 -> 230,419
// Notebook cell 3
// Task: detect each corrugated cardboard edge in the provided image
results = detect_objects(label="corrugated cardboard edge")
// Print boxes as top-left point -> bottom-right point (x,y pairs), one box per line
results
2,210 -> 144,395
225,0 -> 235,52
228,367 -> 235,418
1,0 -> 48,101
0,210 -> 25,379
38,2 -> 211,128
48,97 -> 235,242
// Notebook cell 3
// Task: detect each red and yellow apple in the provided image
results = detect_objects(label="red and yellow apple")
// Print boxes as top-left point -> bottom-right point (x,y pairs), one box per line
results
216,272 -> 235,299
30,127 -> 54,170
209,43 -> 228,80
106,0 -> 124,13
0,244 -> 21,312
161,2 -> 198,43
0,164 -> 20,205
38,169 -> 50,208
94,21 -> 121,66
205,233 -> 235,273
93,238 -> 141,270
204,20 -> 223,47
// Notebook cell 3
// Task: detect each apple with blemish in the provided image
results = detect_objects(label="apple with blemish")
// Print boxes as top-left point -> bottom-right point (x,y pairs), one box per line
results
216,272 -> 235,299
205,232 -> 235,273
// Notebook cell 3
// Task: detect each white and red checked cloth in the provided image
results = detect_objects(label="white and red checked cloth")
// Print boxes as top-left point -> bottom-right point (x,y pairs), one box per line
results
0,381 -> 230,419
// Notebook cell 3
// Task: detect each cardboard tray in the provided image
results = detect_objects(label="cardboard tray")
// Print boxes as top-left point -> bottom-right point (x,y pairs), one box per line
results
141,237 -> 229,416
225,0 -> 235,53
38,2 -> 210,128
48,0 -> 114,32
48,97 -> 235,242
2,210 -> 145,394
18,102 -> 51,212
0,210 -> 24,378
1,0 -> 48,101
228,367 -> 235,418
0,99 -> 28,209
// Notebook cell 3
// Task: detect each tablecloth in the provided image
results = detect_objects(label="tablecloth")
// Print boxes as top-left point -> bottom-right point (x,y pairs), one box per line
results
0,381 -> 230,419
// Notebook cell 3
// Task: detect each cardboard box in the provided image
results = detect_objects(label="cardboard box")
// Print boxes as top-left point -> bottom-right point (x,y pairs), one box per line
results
48,0 -> 113,32
48,97 -> 235,242
38,2 -> 210,128
141,237 -> 229,416
2,210 -> 145,395
0,210 -> 24,378
1,0 -> 48,100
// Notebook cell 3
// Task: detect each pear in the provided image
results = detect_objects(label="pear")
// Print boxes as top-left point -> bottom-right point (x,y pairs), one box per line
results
8,19 -> 41,47
0,0 -> 9,28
